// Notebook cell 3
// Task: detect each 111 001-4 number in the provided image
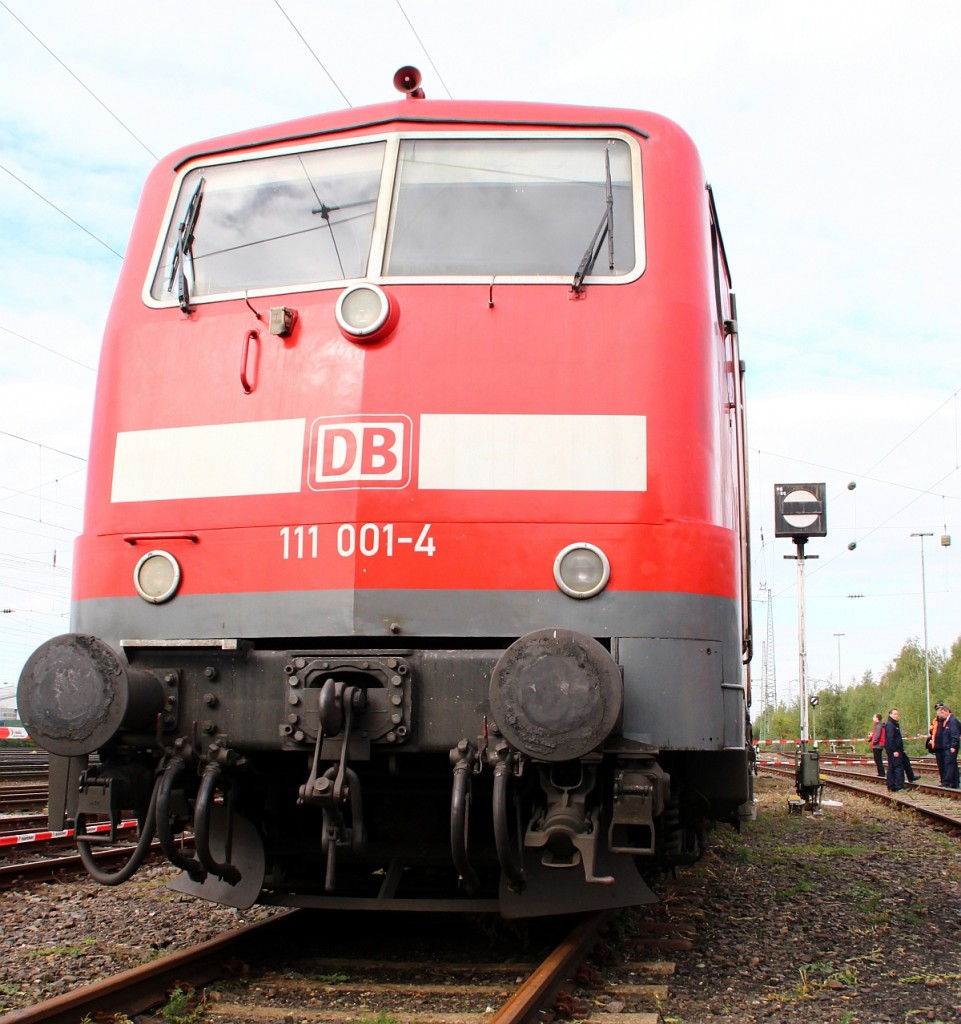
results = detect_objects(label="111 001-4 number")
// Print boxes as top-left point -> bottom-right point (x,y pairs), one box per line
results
280,523 -> 435,559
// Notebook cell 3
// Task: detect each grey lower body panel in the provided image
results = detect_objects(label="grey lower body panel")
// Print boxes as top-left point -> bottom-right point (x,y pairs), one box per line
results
72,587 -> 746,752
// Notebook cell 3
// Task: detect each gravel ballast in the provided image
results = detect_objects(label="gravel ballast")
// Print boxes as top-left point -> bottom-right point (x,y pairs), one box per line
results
1,773 -> 959,1022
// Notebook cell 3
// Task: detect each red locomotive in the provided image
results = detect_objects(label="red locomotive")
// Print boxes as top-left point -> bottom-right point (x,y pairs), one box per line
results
19,69 -> 753,916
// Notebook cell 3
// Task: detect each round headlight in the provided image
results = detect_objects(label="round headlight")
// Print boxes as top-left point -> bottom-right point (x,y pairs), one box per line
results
336,284 -> 391,338
554,543 -> 610,599
133,550 -> 181,604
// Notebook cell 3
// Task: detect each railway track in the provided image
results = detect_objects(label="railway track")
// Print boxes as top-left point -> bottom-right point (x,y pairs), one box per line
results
760,762 -> 961,832
0,842 -> 175,892
3,771 -> 956,1022
0,787 -> 49,810
0,900 -> 696,1024
0,911 -> 294,1024
0,803 -> 150,882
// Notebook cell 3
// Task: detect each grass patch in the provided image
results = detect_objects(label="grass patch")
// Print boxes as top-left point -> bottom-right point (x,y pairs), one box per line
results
769,960 -> 859,1005
897,901 -> 927,929
900,971 -> 961,985
721,841 -> 757,864
790,841 -> 874,858
160,984 -> 206,1023
773,879 -> 816,898
26,937 -> 97,958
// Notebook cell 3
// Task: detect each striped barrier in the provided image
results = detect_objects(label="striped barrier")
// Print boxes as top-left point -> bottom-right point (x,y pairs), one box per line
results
757,757 -> 875,767
754,735 -> 925,746
0,819 -> 137,847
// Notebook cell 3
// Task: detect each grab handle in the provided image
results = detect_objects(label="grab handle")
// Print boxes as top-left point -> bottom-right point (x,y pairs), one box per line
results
240,329 -> 259,394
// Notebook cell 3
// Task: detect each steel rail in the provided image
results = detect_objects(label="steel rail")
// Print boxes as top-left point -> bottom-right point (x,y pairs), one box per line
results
760,765 -> 961,832
0,910 -> 298,1024
488,909 -> 611,1024
814,762 -> 961,801
1,907 -> 613,1024
0,787 -> 49,808
0,838 -> 193,890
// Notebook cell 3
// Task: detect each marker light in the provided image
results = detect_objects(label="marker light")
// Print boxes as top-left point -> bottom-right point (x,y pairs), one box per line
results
335,283 -> 396,341
133,550 -> 181,604
553,543 -> 610,599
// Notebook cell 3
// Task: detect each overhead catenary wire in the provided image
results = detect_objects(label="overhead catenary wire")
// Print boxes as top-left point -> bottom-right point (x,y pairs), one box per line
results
753,381 -> 961,534
394,0 -> 454,99
0,430 -> 86,463
272,0 -> 352,107
850,384 -> 961,487
0,162 -> 124,260
765,461 -> 959,600
0,467 -> 85,509
757,382 -> 960,602
272,0 -> 452,105
0,325 -> 97,373
0,492 -> 83,515
1,0 -> 452,271
751,446 -> 961,502
0,0 -> 158,161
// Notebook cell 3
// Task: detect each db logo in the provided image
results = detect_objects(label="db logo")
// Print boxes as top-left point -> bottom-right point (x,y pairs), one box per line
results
308,415 -> 412,490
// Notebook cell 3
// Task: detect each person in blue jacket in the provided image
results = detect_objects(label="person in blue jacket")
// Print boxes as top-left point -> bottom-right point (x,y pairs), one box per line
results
929,703 -> 946,784
883,708 -> 910,791
940,704 -> 960,789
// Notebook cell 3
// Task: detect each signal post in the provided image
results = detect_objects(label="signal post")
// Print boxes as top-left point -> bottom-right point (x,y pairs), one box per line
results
774,483 -> 827,810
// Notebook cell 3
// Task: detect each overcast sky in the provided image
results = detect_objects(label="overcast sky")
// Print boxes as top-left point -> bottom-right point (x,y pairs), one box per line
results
1,0 -> 958,731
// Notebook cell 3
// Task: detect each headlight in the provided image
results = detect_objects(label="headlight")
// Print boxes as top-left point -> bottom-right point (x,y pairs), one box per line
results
554,543 -> 610,599
133,550 -> 181,604
335,283 -> 395,340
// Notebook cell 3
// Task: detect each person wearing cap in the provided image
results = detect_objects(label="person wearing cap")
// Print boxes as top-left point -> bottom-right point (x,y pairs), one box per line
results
940,704 -> 960,789
883,708 -> 908,791
929,703 -> 946,785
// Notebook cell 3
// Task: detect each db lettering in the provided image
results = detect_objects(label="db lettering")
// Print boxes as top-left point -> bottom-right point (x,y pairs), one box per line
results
309,416 -> 411,489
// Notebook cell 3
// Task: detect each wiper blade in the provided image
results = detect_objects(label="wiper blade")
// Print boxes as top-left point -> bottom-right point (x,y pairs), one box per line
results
167,177 -> 205,313
572,149 -> 614,293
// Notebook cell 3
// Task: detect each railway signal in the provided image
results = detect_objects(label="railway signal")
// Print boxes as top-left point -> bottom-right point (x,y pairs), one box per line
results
775,482 -> 827,811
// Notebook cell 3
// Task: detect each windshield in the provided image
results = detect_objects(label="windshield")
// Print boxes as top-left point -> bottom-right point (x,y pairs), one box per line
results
385,138 -> 634,277
149,134 -> 638,304
151,142 -> 385,301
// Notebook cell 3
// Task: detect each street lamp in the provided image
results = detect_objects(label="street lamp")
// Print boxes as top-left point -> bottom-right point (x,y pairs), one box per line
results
833,632 -> 845,687
910,532 -> 933,728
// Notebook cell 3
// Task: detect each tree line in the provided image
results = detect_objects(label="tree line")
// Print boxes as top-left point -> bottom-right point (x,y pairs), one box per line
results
753,634 -> 961,747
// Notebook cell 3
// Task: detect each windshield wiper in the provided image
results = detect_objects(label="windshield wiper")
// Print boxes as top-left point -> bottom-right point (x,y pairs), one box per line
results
572,149 -> 614,293
166,177 -> 205,313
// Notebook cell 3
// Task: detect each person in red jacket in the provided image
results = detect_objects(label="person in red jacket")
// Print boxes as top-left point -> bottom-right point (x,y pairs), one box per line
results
927,703 -> 945,784
868,713 -> 886,778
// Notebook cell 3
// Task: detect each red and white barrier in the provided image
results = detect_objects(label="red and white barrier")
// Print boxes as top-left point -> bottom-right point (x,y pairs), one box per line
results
754,734 -> 924,746
0,819 -> 136,847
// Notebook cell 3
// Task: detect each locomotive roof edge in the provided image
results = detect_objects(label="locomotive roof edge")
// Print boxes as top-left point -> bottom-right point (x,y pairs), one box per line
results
157,96 -> 698,174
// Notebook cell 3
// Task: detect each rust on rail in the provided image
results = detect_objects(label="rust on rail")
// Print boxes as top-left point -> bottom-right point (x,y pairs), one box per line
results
488,910 -> 611,1024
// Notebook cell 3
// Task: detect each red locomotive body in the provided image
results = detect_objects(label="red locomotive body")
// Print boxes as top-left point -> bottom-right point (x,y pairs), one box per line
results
20,73 -> 752,915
